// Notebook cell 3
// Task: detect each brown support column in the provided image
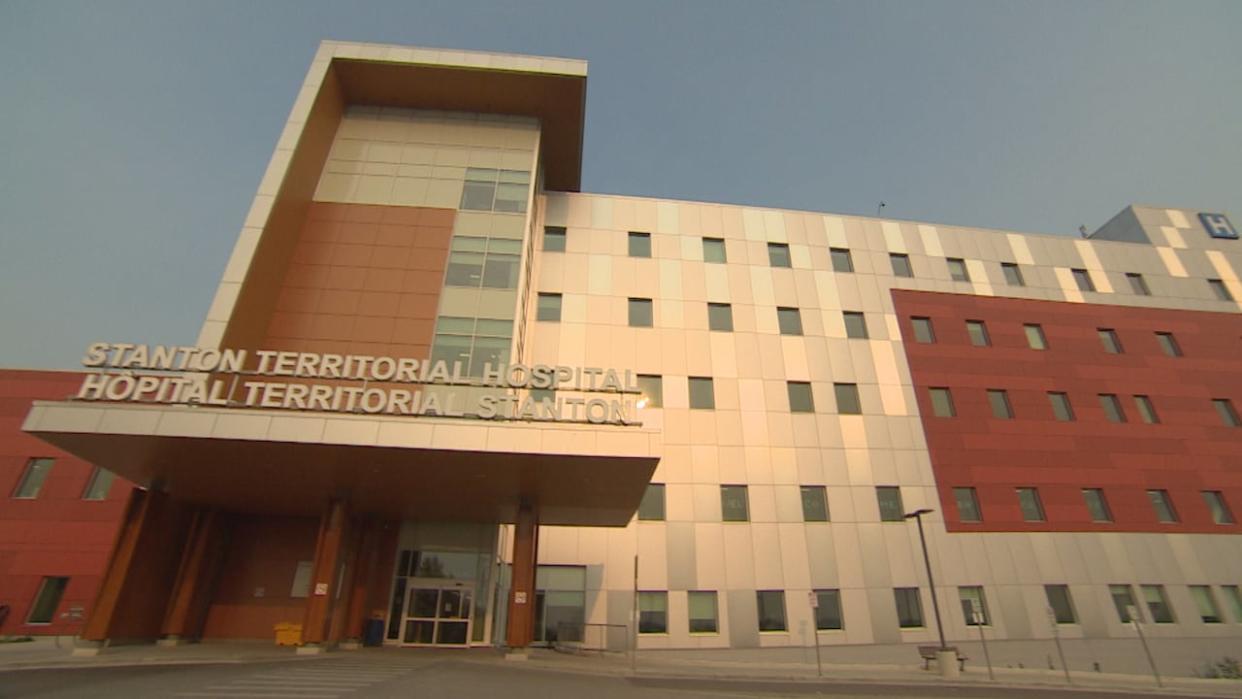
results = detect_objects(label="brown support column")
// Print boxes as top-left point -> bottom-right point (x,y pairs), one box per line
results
80,489 -> 153,644
342,518 -> 382,646
300,499 -> 349,652
159,508 -> 227,644
505,502 -> 539,649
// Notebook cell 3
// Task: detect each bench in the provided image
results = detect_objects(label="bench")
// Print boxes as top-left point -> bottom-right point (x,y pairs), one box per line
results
917,645 -> 968,671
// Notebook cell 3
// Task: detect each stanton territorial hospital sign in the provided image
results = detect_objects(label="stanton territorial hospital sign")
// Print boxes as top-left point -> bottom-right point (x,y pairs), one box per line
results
73,343 -> 643,425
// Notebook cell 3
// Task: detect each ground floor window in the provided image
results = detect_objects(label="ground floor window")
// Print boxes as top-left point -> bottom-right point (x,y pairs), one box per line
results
756,590 -> 787,632
687,591 -> 718,633
27,576 -> 69,624
638,591 -> 668,634
814,589 -> 843,630
894,587 -> 924,628
535,565 -> 586,643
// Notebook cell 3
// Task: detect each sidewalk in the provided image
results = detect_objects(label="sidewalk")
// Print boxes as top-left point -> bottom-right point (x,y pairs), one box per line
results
2,639 -> 1240,697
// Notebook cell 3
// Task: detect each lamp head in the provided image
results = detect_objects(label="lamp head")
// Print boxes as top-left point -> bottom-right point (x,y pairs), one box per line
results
903,508 -> 934,519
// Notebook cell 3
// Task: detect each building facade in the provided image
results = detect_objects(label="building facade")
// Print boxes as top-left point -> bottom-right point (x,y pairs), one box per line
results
7,41 -> 1242,673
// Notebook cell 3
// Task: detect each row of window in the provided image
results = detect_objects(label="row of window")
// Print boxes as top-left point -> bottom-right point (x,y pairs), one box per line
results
636,483 -> 1236,527
636,582 -> 1242,636
10,458 -> 114,501
536,293 -> 810,335
543,227 -> 1237,303
909,316 -> 1191,358
952,486 -> 1235,526
926,386 -> 1241,427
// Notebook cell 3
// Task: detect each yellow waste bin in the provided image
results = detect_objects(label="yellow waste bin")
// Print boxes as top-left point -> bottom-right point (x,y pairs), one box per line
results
274,622 -> 303,646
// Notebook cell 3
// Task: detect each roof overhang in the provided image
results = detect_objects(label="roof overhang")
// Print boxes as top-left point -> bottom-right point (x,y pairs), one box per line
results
327,47 -> 587,191
24,401 -> 658,526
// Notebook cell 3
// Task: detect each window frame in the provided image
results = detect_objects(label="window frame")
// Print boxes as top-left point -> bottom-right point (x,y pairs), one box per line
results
843,311 -> 869,339
756,590 -> 788,632
1126,272 -> 1151,296
1045,584 -> 1078,624
1133,395 -> 1159,424
953,487 -> 982,523
787,381 -> 815,413
1155,332 -> 1182,357
876,486 -> 905,522
1141,584 -> 1175,623
911,316 -> 935,344
1208,278 -> 1234,302
1048,392 -> 1075,421
702,237 -> 727,264
834,382 -> 862,415
1147,489 -> 1179,523
707,302 -> 734,332
536,293 -> 563,322
688,591 -> 719,634
800,485 -> 830,522
1098,328 -> 1123,354
894,587 -> 925,628
777,307 -> 804,336
959,586 -> 990,626
946,257 -> 970,282
81,467 -> 115,501
628,231 -> 652,258
636,374 -> 663,408
628,297 -> 654,328
637,483 -> 666,521
1071,268 -> 1096,292
1190,585 -> 1223,624
688,377 -> 715,410
987,389 -> 1014,419
1017,487 -> 1047,522
1023,324 -> 1048,350
1213,398 -> 1241,427
767,242 -> 792,268
1082,488 -> 1114,523
965,319 -> 991,347
637,591 -> 668,634
1109,584 -> 1139,622
12,457 -> 54,499
813,589 -> 844,630
25,576 -> 69,624
1202,490 -> 1235,525
1099,393 -> 1127,423
1001,262 -> 1025,286
543,225 -> 567,252
890,253 -> 914,278
929,387 -> 955,418
720,484 -> 749,522
829,247 -> 854,273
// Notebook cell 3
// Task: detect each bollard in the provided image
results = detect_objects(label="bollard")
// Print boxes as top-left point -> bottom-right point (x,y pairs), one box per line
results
937,649 -> 960,678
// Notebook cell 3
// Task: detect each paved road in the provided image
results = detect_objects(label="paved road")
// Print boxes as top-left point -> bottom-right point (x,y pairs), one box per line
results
0,654 -> 1220,699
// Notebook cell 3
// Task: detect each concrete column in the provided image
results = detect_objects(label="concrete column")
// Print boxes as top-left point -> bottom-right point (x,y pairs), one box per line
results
300,499 -> 349,652
505,502 -> 539,649
341,518 -> 382,647
159,508 -> 227,645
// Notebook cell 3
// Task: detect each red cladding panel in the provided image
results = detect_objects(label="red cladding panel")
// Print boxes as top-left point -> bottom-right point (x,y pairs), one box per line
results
892,290 -> 1242,534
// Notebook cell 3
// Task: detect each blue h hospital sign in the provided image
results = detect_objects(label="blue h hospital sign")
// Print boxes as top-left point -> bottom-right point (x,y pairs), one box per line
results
1200,212 -> 1239,240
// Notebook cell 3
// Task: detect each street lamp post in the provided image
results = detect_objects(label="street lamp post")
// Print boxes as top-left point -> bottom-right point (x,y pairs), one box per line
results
904,508 -> 949,653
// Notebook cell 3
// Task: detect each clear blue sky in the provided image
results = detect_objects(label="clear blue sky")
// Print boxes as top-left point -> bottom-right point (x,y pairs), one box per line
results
1,0 -> 1240,369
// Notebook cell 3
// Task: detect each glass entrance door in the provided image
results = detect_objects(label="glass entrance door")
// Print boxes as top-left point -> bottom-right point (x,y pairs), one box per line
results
401,583 -> 473,646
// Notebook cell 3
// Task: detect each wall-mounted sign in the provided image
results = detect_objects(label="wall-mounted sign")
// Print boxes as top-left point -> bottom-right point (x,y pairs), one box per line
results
514,591 -> 527,604
73,343 -> 643,426
314,582 -> 329,596
1199,212 -> 1238,240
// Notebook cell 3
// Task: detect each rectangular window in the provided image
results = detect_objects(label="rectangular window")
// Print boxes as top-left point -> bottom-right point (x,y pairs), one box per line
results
628,298 -> 653,327
1190,585 -> 1222,623
756,590 -> 787,632
688,377 -> 715,410
1002,262 -> 1025,286
1099,394 -> 1127,423
947,257 -> 970,282
1213,398 -> 1241,427
829,247 -> 854,273
959,586 -> 990,625
768,243 -> 791,268
445,237 -> 486,286
460,170 -> 497,210
638,484 -> 665,521
25,576 -> 69,624
894,588 -> 924,628
636,374 -> 663,408
1045,585 -> 1077,624
954,487 -> 982,522
966,320 -> 991,347
987,389 -> 1014,419
1202,490 -> 1235,525
814,589 -> 844,630
1155,332 -> 1182,357
929,387 -> 955,418
493,170 -> 531,213
688,591 -> 719,633
628,231 -> 652,258
536,293 -> 562,322
834,383 -> 862,415
1134,395 -> 1159,424
1083,488 -> 1113,523
1072,268 -> 1096,292
843,311 -> 869,339
1110,584 -> 1138,622
1098,328 -> 1123,354
544,225 -> 566,252
1141,585 -> 1175,623
787,382 -> 815,413
720,485 -> 749,522
1048,392 -> 1075,421
1017,487 -> 1046,522
777,307 -> 803,336
702,237 -> 727,263
707,302 -> 733,332
1222,585 -> 1242,623
1126,272 -> 1151,295
1024,324 -> 1048,350
638,591 -> 668,633
1208,278 -> 1234,302
1148,489 -> 1178,523
800,485 -> 829,522
911,317 -> 935,343
12,458 -> 54,499
876,486 -> 905,522
82,468 -> 115,501
890,253 -> 914,278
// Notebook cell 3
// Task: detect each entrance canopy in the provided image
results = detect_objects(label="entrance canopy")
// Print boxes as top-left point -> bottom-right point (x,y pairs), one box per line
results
24,401 -> 660,526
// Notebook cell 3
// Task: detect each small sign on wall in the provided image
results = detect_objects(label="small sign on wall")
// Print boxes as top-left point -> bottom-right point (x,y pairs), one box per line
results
314,582 -> 329,596
1200,213 -> 1239,240
514,591 -> 527,604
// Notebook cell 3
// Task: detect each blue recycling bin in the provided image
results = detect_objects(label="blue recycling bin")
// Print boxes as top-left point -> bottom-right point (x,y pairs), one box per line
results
363,618 -> 384,647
